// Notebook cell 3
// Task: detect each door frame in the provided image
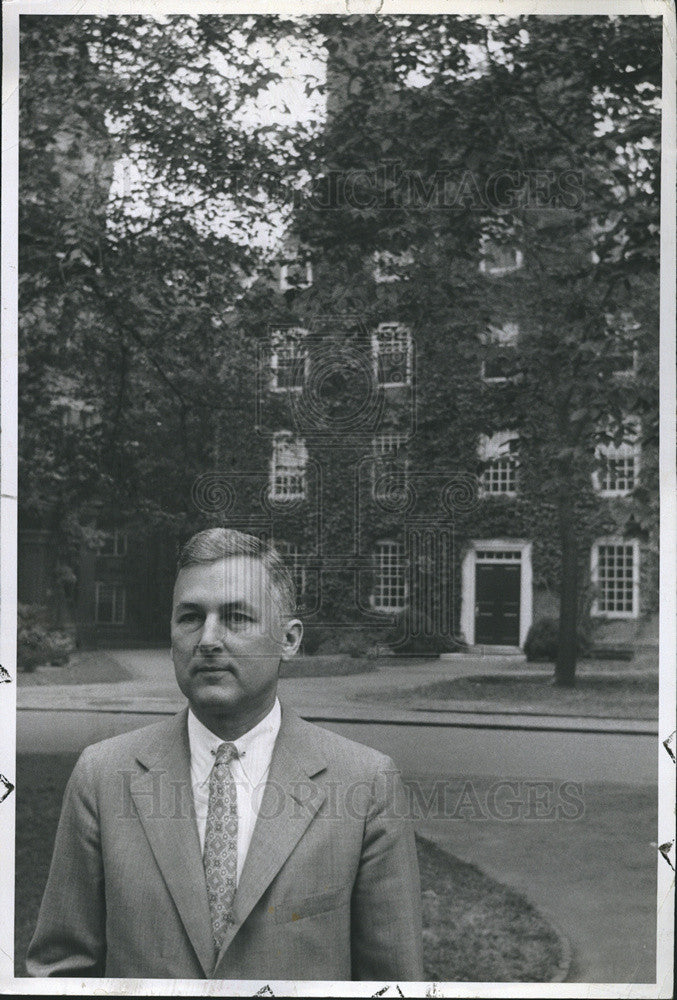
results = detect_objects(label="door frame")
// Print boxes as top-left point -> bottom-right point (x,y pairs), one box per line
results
460,539 -> 533,648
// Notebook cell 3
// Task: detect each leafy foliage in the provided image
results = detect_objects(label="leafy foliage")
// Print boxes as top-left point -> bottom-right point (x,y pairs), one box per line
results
524,617 -> 592,663
17,604 -> 75,672
19,15 -> 320,621
285,15 -> 660,680
18,14 -> 660,677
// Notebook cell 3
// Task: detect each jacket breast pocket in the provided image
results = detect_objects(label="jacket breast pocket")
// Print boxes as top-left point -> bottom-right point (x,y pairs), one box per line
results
272,884 -> 351,924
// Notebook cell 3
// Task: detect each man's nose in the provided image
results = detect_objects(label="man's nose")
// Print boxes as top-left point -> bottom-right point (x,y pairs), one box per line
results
197,613 -> 225,650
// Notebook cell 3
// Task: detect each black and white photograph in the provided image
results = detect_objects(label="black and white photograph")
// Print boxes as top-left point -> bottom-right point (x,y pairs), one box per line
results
1,1 -> 675,995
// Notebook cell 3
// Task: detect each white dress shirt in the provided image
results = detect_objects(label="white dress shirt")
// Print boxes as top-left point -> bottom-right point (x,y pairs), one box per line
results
187,699 -> 281,884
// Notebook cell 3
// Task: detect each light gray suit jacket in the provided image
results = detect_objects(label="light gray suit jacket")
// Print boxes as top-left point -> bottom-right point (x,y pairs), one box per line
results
27,705 -> 424,981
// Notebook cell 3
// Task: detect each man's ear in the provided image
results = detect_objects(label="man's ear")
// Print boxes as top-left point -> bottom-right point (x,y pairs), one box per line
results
280,619 -> 303,660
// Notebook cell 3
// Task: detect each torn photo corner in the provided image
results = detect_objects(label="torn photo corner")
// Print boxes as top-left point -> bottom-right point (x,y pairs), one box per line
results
1,0 -> 675,997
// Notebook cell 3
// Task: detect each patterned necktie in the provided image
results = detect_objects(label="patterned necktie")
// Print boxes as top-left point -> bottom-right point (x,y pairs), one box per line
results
203,741 -> 239,950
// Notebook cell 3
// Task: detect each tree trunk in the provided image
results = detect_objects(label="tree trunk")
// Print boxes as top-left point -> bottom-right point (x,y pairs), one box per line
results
555,485 -> 578,687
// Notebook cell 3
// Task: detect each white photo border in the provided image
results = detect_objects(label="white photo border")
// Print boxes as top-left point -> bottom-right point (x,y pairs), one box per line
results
1,1 -> 675,996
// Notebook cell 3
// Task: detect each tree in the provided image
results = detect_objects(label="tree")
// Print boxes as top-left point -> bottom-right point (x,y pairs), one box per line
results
470,15 -> 661,684
18,14 -> 321,621
278,14 -> 660,681
19,13 -> 660,671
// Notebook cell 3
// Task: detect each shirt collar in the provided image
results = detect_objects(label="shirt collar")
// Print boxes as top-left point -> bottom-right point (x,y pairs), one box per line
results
187,698 -> 281,783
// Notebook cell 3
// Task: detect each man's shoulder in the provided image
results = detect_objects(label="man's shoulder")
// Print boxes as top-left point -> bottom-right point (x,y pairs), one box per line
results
77,712 -> 185,772
281,709 -> 396,778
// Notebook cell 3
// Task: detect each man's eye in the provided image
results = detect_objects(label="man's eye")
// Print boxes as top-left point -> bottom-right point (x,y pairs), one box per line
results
226,612 -> 253,627
178,612 -> 202,625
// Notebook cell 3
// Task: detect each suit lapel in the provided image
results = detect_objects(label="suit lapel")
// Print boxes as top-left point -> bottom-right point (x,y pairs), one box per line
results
131,709 -> 215,977
213,707 -> 328,967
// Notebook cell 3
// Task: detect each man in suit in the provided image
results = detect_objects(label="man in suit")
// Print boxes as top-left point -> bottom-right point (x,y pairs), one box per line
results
27,528 -> 424,981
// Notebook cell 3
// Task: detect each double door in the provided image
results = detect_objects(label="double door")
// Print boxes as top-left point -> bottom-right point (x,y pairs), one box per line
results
475,559 -> 521,646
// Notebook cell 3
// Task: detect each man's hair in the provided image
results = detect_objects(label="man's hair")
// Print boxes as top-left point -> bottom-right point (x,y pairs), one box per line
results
176,528 -> 297,617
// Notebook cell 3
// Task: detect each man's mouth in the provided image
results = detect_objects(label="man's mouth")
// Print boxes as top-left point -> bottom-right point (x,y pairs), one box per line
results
192,660 -> 236,674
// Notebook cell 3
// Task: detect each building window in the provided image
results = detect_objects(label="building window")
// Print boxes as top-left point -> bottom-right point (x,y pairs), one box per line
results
481,322 -> 520,382
56,398 -> 98,430
591,538 -> 639,618
372,250 -> 414,283
606,347 -> 638,378
372,323 -> 412,387
478,431 -> 519,496
604,310 -> 640,377
99,530 -> 128,557
475,548 -> 522,562
270,329 -> 308,392
594,444 -> 640,496
95,582 -> 126,624
479,240 -> 523,276
280,259 -> 313,292
270,431 -> 307,501
593,419 -> 641,497
372,433 -> 409,500
372,541 -> 406,612
275,540 -> 305,598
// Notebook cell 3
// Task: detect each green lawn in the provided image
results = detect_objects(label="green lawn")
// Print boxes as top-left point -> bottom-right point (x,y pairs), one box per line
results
18,651 -> 377,685
17,651 -> 133,686
392,672 -> 657,719
14,753 -> 564,982
280,654 -> 378,678
355,655 -> 659,720
417,834 -> 564,981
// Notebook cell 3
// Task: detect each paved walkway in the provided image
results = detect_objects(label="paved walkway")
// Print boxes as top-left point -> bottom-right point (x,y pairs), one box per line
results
19,648 -> 496,711
16,649 -> 658,733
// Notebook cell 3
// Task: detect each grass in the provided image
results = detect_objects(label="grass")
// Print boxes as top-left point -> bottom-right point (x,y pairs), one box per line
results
417,834 -> 564,982
353,652 -> 659,720
14,753 -> 564,982
15,753 -> 79,976
279,654 -> 378,678
394,672 -> 658,720
17,651 -> 133,686
17,651 -> 376,685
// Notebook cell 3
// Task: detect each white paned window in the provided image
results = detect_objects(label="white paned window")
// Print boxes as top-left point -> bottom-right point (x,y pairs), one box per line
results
99,530 -> 128,557
482,322 -> 520,382
593,418 -> 641,497
475,549 -> 522,562
591,538 -> 639,618
280,260 -> 313,291
95,582 -> 126,624
275,540 -> 305,597
372,323 -> 412,387
604,310 -> 640,376
270,431 -> 307,500
596,444 -> 640,495
372,541 -> 406,612
479,240 -> 523,276
270,329 -> 308,392
372,433 -> 408,500
478,431 -> 519,495
607,347 -> 638,378
56,397 -> 98,430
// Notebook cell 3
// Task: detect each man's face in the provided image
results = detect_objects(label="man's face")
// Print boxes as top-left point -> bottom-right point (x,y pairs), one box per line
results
171,555 -> 301,738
